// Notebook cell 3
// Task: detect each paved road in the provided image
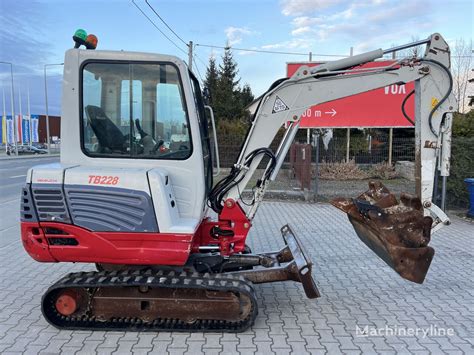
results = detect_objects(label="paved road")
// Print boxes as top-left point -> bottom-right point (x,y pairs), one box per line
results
0,157 -> 59,249
0,158 -> 473,354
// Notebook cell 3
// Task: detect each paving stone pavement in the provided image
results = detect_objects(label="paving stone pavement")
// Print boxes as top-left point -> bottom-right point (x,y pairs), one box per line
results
1,202 -> 473,355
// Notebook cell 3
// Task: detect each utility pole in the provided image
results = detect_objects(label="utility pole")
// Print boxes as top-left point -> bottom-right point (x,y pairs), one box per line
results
44,63 -> 64,154
0,61 -> 17,155
307,52 -> 312,143
346,128 -> 350,163
27,83 -> 32,146
388,51 -> 396,165
188,41 -> 193,71
44,65 -> 51,154
2,88 -> 6,154
346,47 -> 354,163
312,131 -> 320,201
18,86 -> 23,146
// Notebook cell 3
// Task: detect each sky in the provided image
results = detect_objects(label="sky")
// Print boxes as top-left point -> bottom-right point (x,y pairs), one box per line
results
0,0 -> 472,116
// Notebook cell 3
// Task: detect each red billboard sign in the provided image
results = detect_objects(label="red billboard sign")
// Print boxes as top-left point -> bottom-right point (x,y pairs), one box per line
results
287,61 -> 414,128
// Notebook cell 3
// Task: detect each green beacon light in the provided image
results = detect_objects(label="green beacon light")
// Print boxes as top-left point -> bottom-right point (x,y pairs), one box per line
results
73,29 -> 87,48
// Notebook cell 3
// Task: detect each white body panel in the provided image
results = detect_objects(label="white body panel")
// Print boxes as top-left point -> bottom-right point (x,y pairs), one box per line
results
30,163 -> 74,185
148,169 -> 199,234
28,163 -> 200,234
64,166 -> 151,193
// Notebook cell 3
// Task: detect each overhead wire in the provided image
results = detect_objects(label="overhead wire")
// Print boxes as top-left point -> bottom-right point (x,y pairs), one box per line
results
193,50 -> 217,84
134,0 -> 206,82
131,0 -> 188,56
194,53 -> 208,68
195,43 -> 347,57
144,0 -> 189,47
133,0 -> 355,69
193,56 -> 204,82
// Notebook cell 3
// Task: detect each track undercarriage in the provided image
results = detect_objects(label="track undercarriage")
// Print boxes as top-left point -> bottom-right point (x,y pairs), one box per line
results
42,225 -> 320,332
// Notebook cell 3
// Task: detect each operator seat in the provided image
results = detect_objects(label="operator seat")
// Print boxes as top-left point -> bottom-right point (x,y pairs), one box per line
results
85,105 -> 126,151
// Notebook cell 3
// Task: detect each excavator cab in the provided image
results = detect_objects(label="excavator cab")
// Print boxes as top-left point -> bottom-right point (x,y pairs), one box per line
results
22,49 -> 218,265
79,59 -> 215,195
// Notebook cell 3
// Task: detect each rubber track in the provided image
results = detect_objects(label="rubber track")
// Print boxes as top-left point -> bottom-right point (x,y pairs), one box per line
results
41,269 -> 258,332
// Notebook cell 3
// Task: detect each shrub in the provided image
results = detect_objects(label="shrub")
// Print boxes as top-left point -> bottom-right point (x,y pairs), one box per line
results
317,159 -> 370,180
370,162 -> 398,180
452,111 -> 474,137
447,136 -> 474,208
216,119 -> 249,143
445,110 -> 474,209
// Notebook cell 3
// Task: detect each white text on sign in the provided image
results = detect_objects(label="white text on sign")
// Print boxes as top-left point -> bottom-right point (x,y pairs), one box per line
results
384,84 -> 406,95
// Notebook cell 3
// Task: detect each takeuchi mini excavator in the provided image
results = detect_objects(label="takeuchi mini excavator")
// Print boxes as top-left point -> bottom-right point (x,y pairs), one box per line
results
20,31 -> 455,332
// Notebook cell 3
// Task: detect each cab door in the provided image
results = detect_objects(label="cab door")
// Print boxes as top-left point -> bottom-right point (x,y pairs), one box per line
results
189,73 -> 213,197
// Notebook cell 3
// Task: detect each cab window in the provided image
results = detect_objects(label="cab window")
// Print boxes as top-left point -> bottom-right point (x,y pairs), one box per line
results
81,62 -> 192,160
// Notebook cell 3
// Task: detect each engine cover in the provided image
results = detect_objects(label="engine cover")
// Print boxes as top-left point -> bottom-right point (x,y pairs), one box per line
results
21,163 -> 200,266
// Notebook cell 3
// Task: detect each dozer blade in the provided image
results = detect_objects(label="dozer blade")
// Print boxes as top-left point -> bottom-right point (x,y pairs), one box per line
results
331,181 -> 434,284
281,224 -> 321,298
230,224 -> 320,299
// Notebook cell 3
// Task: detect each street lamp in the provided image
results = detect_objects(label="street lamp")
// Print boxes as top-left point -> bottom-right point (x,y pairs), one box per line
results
0,61 -> 18,155
44,63 -> 64,154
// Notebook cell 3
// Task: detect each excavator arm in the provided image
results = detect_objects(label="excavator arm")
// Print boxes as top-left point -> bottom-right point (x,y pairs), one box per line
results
216,33 -> 455,225
209,33 -> 455,284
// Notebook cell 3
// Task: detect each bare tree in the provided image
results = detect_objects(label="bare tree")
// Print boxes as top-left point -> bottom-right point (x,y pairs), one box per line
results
407,35 -> 423,58
452,38 -> 473,113
397,36 -> 423,59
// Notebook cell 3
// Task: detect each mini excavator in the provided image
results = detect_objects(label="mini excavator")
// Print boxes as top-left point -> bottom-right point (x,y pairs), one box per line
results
20,31 -> 455,331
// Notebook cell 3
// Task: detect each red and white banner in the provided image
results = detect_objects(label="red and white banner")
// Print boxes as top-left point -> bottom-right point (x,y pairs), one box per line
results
15,114 -> 23,143
287,61 -> 415,128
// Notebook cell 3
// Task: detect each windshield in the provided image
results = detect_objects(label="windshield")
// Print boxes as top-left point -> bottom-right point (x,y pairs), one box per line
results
81,62 -> 192,160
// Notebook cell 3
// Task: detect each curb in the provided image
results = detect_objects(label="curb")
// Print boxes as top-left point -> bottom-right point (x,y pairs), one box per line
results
242,189 -> 323,202
0,154 -> 59,161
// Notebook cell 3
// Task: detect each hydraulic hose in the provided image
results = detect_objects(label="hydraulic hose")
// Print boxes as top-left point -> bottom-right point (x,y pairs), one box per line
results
208,148 -> 276,213
401,90 -> 415,126
420,59 -> 453,137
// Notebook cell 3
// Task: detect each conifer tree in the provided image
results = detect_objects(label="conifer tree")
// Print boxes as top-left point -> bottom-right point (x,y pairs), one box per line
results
203,55 -> 218,106
205,45 -> 254,120
214,46 -> 241,120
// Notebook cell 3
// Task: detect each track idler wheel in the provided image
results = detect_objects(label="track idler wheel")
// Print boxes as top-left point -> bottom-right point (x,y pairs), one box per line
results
54,289 -> 89,317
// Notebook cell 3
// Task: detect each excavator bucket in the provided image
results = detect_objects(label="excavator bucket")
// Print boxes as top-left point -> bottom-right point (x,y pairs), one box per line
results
331,181 -> 434,284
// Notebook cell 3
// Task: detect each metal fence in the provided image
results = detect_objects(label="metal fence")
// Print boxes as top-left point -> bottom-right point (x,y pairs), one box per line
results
217,135 -> 415,168
316,136 -> 415,164
214,134 -> 472,213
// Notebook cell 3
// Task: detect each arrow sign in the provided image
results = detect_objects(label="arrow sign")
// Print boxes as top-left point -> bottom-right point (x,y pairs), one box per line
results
324,108 -> 337,117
